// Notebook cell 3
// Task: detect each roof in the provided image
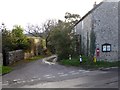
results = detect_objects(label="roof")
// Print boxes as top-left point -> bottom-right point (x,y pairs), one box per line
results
74,1 -> 103,27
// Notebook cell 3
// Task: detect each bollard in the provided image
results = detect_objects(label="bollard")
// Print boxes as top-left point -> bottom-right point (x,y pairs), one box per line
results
79,55 -> 82,63
69,55 -> 71,60
93,56 -> 96,63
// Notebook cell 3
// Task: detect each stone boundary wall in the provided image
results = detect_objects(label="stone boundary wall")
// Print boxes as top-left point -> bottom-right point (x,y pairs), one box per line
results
24,52 -> 34,60
7,50 -> 24,65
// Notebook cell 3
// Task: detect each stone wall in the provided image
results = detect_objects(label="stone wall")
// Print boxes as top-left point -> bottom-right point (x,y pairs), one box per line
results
24,52 -> 34,60
0,32 -> 2,65
75,14 -> 92,56
93,2 -> 118,61
6,50 -> 24,65
118,1 -> 120,61
75,1 -> 119,61
82,14 -> 92,56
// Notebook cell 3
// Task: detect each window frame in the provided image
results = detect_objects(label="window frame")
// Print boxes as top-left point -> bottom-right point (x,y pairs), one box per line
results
102,43 -> 111,52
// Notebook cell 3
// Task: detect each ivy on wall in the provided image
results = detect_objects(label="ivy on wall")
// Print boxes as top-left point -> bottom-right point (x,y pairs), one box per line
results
90,30 -> 96,57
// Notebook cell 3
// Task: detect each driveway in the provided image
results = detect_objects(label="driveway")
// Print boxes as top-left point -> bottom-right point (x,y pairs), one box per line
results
2,57 -> 119,88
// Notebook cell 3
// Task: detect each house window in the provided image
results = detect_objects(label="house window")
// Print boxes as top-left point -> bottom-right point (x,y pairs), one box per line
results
102,43 -> 111,52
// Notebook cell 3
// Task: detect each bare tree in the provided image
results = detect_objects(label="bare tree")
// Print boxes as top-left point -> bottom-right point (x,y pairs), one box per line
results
26,19 -> 57,48
41,20 -> 57,47
26,24 -> 43,37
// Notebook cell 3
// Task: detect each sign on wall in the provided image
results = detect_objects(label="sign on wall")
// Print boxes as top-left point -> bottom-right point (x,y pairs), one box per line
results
102,43 -> 111,52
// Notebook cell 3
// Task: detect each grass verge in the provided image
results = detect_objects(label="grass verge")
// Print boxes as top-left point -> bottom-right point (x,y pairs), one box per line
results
0,66 -> 12,75
59,56 -> 120,69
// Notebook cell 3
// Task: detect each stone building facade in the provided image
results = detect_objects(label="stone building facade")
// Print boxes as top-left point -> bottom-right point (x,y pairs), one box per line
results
74,0 -> 120,61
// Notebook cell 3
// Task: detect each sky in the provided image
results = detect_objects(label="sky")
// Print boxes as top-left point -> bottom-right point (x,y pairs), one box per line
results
0,0 -> 103,30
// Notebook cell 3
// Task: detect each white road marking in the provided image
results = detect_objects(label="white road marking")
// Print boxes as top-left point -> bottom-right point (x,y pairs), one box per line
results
78,70 -> 86,72
46,76 -> 55,78
16,81 -> 22,84
58,72 -> 64,75
44,75 -> 51,77
30,79 -> 34,82
26,80 -> 31,83
2,83 -> 8,86
32,77 -> 37,79
83,71 -> 90,73
71,72 -> 80,75
69,71 -> 75,73
38,78 -> 41,80
13,80 -> 17,82
59,74 -> 68,77
22,81 -> 26,83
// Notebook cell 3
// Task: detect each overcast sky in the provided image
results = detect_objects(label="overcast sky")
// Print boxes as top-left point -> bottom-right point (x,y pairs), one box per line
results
0,0 -> 103,29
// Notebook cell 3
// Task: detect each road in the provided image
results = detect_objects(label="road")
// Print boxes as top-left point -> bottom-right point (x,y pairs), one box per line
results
2,57 -> 119,88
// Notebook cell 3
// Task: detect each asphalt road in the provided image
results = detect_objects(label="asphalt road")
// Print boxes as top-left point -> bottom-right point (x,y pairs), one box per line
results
2,57 -> 119,88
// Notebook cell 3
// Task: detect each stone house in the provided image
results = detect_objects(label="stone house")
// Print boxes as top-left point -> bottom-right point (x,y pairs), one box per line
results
24,35 -> 44,59
74,0 -> 120,61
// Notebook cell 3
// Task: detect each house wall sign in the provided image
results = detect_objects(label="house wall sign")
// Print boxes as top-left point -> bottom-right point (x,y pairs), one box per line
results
102,43 -> 111,52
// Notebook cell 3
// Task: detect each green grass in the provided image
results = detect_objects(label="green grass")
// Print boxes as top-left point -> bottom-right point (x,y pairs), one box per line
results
0,66 -> 12,75
25,55 -> 45,62
59,56 -> 119,69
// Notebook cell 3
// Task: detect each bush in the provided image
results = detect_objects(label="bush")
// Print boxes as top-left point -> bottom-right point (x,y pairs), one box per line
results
59,56 -> 119,69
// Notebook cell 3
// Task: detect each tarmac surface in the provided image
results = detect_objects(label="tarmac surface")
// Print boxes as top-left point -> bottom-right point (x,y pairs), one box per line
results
2,56 -> 119,88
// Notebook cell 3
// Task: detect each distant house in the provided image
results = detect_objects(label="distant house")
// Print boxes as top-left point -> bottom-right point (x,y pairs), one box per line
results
74,0 -> 120,61
24,34 -> 45,59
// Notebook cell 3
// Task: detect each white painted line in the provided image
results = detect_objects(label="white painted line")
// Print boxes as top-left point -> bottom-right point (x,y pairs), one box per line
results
30,79 -> 34,82
44,75 -> 51,77
22,81 -> 26,83
38,78 -> 41,80
2,83 -> 8,86
16,81 -> 22,84
71,72 -> 79,75
26,80 -> 31,83
46,76 -> 55,78
13,80 -> 17,82
32,77 -> 37,79
83,71 -> 90,73
59,74 -> 68,77
69,71 -> 75,73
78,70 -> 86,72
58,72 -> 64,75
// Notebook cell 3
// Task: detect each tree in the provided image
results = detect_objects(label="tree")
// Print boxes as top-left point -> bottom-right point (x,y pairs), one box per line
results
26,19 -> 57,48
41,20 -> 57,48
47,12 -> 80,60
2,25 -> 30,51
27,24 -> 43,37
26,12 -> 80,58
65,12 -> 81,26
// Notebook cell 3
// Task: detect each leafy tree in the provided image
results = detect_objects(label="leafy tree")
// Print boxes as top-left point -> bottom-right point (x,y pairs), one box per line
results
46,12 -> 80,60
11,25 -> 30,50
2,24 -> 30,52
65,12 -> 81,26
26,12 -> 80,58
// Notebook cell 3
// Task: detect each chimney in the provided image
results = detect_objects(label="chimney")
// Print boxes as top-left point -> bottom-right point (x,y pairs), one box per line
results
93,1 -> 97,8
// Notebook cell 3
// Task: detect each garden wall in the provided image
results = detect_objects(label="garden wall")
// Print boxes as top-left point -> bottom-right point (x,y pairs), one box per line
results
7,50 -> 24,65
